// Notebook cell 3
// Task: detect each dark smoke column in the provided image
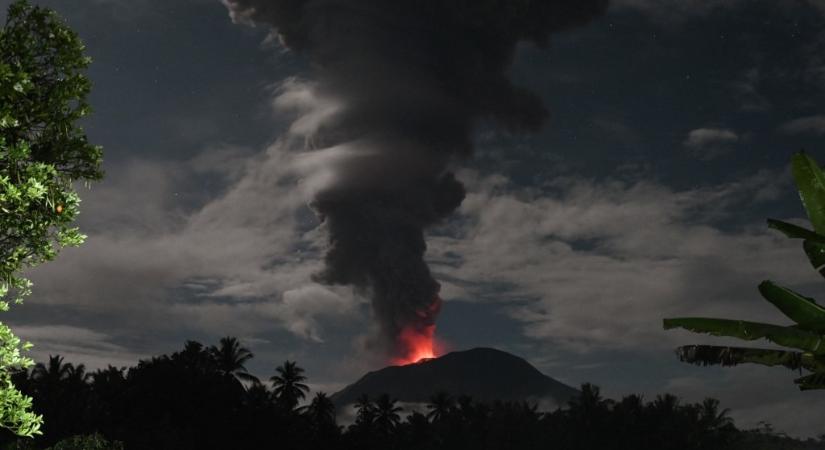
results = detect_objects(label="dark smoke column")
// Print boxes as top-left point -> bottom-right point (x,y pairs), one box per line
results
223,0 -> 608,363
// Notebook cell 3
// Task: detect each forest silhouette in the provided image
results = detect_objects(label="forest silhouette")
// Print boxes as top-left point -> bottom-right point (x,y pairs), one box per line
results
0,337 -> 820,450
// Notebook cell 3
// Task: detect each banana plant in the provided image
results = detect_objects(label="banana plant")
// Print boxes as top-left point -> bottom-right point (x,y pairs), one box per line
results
664,152 -> 825,390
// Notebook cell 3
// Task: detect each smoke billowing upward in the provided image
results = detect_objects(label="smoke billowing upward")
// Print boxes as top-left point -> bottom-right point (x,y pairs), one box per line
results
223,0 -> 608,361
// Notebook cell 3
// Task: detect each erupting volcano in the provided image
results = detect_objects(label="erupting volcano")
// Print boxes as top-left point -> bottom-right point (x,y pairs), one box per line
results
393,325 -> 436,365
222,0 -> 608,361
393,294 -> 442,365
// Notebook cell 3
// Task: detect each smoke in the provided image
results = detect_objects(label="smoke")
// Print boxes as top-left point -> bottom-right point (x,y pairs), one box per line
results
222,0 -> 608,359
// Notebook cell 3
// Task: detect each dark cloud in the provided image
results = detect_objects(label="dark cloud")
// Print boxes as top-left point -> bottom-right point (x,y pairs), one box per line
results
222,0 -> 608,359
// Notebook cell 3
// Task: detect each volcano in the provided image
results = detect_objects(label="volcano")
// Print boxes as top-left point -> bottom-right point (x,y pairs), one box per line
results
331,348 -> 578,408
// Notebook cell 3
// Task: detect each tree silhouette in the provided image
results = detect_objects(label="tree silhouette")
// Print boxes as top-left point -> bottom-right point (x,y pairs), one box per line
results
209,336 -> 259,384
244,380 -> 272,410
0,340 -> 815,450
303,392 -> 335,427
30,356 -> 71,387
698,398 -> 731,429
352,394 -> 375,429
426,391 -> 453,423
270,360 -> 309,411
373,394 -> 402,436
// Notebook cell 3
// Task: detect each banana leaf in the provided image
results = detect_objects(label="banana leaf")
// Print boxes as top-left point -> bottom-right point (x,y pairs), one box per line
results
803,240 -> 825,278
766,219 -> 825,245
791,152 -> 825,234
675,345 -> 825,372
794,372 -> 825,390
758,281 -> 825,332
663,317 -> 825,354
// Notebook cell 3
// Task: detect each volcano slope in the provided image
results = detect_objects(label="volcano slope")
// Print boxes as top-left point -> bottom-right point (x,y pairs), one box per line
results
332,347 -> 578,408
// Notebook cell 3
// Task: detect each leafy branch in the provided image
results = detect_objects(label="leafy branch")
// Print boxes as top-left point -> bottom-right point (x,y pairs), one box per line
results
664,152 -> 825,390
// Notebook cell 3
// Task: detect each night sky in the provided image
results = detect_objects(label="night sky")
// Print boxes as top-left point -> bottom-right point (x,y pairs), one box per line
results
3,0 -> 825,437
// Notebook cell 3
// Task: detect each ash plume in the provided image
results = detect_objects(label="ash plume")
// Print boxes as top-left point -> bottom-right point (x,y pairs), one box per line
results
222,0 -> 608,358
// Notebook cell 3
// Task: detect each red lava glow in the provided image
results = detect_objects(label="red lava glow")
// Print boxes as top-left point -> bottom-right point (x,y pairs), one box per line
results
392,325 -> 437,365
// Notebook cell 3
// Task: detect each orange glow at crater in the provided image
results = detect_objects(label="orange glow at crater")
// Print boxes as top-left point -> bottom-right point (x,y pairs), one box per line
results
392,325 -> 437,365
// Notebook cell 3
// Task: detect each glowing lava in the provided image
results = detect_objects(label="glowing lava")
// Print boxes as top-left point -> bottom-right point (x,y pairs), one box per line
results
392,324 -> 437,365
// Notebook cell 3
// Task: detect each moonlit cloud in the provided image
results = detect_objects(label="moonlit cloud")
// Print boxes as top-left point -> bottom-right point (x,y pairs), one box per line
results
779,115 -> 825,136
683,128 -> 740,160
429,168 -> 809,353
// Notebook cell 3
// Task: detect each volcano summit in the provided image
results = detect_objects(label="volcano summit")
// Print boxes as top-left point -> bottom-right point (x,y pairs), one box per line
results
331,347 -> 578,408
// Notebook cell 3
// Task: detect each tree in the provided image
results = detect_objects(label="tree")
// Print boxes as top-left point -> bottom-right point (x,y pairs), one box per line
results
373,394 -> 402,435
426,391 -> 453,423
303,392 -> 335,425
0,0 -> 103,437
665,152 -> 825,389
352,394 -> 375,427
270,360 -> 309,410
31,355 -> 71,387
208,336 -> 259,384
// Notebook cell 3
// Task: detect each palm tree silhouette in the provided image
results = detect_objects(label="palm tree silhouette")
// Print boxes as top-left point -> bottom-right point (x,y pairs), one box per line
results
209,336 -> 259,384
303,392 -> 336,427
353,394 -> 375,427
426,391 -> 453,423
373,394 -> 402,435
698,398 -> 732,430
31,355 -> 71,386
64,363 -> 91,386
270,360 -> 308,410
244,380 -> 272,410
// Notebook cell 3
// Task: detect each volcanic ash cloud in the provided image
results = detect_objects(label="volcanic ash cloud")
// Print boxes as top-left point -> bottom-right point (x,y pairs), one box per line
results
222,0 -> 608,362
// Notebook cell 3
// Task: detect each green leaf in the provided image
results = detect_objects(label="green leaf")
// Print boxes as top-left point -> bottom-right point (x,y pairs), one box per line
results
663,317 -> 825,354
803,240 -> 825,278
766,218 -> 825,244
794,372 -> 825,390
758,280 -> 825,332
675,344 -> 825,372
791,152 -> 825,234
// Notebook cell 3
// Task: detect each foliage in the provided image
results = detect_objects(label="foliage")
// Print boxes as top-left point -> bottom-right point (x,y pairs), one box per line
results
270,360 -> 309,410
45,434 -> 123,450
664,152 -> 825,390
0,336 -> 817,450
0,0 -> 102,438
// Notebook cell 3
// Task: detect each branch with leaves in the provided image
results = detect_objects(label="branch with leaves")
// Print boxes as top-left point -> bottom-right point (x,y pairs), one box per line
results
664,152 -> 825,390
0,0 -> 103,436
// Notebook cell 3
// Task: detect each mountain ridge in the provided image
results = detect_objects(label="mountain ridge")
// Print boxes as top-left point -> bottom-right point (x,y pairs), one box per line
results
331,347 -> 579,408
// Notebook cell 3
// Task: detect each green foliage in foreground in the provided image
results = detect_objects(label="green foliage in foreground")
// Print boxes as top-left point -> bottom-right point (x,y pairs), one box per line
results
2,433 -> 123,450
665,152 -> 825,390
0,0 -> 103,437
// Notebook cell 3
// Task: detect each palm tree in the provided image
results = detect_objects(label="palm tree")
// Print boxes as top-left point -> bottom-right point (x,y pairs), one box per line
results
651,393 -> 679,416
245,380 -> 273,410
698,398 -> 732,430
373,393 -> 402,435
270,360 -> 309,410
426,391 -> 453,423
31,355 -> 71,386
64,363 -> 91,386
353,394 -> 375,427
303,392 -> 336,427
209,336 -> 259,384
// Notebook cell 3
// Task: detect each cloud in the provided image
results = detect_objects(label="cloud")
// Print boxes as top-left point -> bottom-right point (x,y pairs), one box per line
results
779,115 -> 825,135
13,325 -> 145,372
23,140 -> 364,347
613,0 -> 825,23
683,128 -> 740,160
427,167 -> 810,354
610,0 -> 743,23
